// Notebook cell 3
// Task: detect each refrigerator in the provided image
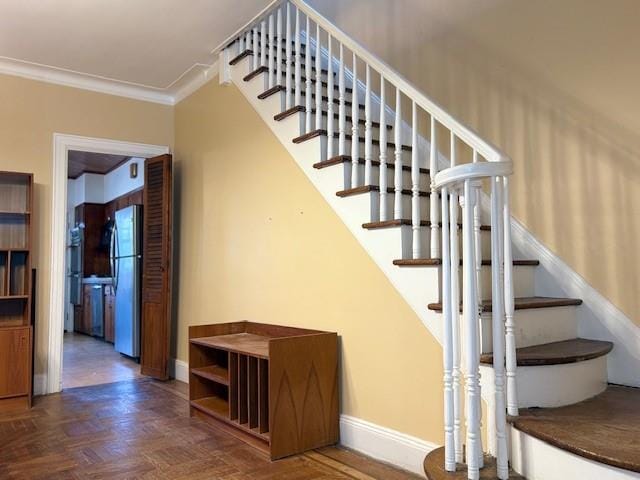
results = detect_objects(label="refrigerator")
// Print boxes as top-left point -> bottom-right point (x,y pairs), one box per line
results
110,205 -> 142,358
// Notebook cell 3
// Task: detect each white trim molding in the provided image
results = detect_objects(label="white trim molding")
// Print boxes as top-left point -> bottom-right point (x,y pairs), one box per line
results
170,358 -> 189,383
47,134 -> 170,395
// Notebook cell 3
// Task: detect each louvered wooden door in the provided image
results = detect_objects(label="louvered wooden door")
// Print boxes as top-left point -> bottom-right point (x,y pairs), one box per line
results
140,154 -> 172,380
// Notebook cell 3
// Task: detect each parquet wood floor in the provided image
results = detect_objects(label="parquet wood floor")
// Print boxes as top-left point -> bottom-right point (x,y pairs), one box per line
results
63,332 -> 143,389
0,379 -> 420,479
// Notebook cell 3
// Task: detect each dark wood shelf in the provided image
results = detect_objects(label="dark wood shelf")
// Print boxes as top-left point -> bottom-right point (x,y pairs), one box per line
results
0,295 -> 29,300
190,333 -> 270,358
0,211 -> 30,216
191,365 -> 229,385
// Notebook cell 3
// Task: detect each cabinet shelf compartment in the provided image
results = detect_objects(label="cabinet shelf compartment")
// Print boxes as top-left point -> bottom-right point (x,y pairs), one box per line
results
0,297 -> 28,327
8,251 -> 29,296
189,321 -> 338,460
191,365 -> 229,385
0,216 -> 28,250
0,251 -> 7,296
0,174 -> 31,214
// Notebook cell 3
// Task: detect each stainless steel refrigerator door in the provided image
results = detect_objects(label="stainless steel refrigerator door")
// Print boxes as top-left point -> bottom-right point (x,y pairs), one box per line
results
114,256 -> 141,358
115,205 -> 141,258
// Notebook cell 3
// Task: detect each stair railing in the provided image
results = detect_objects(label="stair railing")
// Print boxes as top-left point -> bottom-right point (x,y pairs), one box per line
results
223,2 -> 518,479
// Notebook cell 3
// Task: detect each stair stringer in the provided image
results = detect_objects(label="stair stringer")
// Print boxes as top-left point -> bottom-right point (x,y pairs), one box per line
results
230,57 -> 445,345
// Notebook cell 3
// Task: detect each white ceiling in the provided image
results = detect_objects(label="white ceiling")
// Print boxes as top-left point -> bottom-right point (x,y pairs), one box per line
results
0,0 -> 271,103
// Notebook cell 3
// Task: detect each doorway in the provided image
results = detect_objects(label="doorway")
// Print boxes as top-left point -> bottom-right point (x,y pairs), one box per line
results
48,134 -> 169,395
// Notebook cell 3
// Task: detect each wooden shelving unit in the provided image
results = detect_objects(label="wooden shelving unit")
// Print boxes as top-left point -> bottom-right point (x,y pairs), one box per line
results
0,172 -> 34,412
189,321 -> 339,460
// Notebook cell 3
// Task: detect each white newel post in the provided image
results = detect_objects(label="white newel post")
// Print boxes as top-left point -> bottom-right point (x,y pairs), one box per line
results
462,180 -> 481,480
304,16 -> 312,133
429,116 -> 440,259
441,186 -> 456,472
491,176 -> 509,479
350,53 -> 360,188
393,88 -> 403,219
411,101 -> 421,258
326,35 -> 335,158
503,175 -> 518,417
379,76 -> 388,220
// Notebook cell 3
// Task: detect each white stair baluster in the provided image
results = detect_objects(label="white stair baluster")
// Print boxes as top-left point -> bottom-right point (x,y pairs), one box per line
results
411,101 -> 421,258
429,116 -> 440,259
491,176 -> 509,479
268,14 -> 275,88
338,43 -> 346,156
276,8 -> 283,87
364,65 -> 372,185
462,180 -> 481,480
305,16 -> 312,132
245,31 -> 250,53
350,53 -> 360,188
503,175 -> 518,417
253,27 -> 259,71
449,133 -> 462,465
393,88 -> 403,219
294,8 -> 301,107
239,32 -> 244,53
379,76 -> 388,220
260,19 -> 267,68
326,35 -> 335,159
285,3 -> 292,109
473,151 -> 482,302
441,187 -> 456,472
315,24 -> 322,131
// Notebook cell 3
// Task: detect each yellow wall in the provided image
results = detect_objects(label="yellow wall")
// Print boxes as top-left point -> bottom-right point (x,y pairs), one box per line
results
174,79 -> 444,442
0,74 -> 174,379
306,0 -> 640,323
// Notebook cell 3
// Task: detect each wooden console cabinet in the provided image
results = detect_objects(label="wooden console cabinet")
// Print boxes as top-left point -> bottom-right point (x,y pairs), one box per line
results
0,172 -> 33,412
189,321 -> 339,459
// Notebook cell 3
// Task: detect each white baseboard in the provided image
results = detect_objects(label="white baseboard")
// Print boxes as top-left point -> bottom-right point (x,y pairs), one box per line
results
33,373 -> 47,396
338,415 -> 435,478
170,358 -> 189,383
169,359 -> 435,477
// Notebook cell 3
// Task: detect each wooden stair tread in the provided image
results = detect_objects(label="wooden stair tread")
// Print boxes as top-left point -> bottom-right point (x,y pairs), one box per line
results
509,385 -> 640,473
428,296 -> 582,312
423,446 -> 525,480
229,49 -> 253,65
393,259 -> 539,266
480,338 -> 613,366
313,155 -> 428,174
293,129 -> 411,151
337,185 -> 430,197
363,219 -> 491,230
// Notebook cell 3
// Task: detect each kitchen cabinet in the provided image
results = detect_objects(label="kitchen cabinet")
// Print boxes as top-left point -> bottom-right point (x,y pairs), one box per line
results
80,284 -> 93,335
104,285 -> 114,343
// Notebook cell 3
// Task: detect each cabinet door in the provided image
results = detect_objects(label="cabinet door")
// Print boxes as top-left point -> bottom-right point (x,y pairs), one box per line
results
73,305 -> 83,332
0,327 -> 31,397
104,285 -> 114,343
81,284 -> 92,334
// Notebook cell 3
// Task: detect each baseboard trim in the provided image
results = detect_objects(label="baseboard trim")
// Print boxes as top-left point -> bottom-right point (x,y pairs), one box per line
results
169,358 -> 435,477
170,358 -> 189,383
33,373 -> 46,396
339,415 -> 435,478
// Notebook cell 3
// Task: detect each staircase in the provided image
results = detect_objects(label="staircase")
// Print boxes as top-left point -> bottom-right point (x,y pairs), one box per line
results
219,1 -> 640,479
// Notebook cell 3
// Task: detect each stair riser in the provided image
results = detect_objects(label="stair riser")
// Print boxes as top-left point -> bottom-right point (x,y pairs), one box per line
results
480,305 -> 578,353
509,427 -> 640,480
482,356 -> 608,409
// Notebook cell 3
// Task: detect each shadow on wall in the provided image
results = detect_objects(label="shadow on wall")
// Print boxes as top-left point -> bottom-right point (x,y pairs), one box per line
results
305,0 -> 640,322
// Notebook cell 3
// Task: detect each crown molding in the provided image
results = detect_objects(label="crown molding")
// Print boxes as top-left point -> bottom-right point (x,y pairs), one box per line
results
0,56 -> 220,106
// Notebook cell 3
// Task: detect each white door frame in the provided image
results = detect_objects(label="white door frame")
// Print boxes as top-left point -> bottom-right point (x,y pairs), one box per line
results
47,133 -> 169,395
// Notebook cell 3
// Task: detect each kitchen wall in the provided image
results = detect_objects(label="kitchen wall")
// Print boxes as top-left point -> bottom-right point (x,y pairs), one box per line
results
174,79 -> 445,443
305,0 -> 640,324
0,73 -> 173,383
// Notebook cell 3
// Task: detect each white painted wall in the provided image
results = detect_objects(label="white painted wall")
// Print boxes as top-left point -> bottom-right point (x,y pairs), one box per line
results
103,157 -> 144,203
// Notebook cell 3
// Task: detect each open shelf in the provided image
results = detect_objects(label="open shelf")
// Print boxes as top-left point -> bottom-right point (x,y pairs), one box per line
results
191,365 -> 229,385
189,321 -> 338,459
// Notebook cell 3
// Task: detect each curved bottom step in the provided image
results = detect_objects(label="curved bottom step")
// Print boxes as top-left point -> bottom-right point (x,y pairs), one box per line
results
424,447 -> 525,479
509,385 -> 640,476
